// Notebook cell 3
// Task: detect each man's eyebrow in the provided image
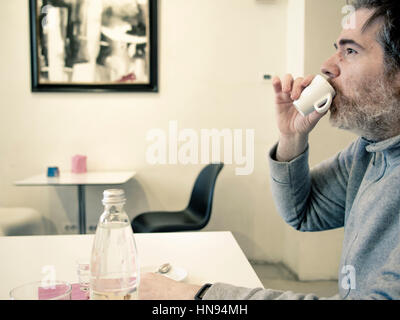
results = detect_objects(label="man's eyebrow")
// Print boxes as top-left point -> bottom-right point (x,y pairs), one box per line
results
334,39 -> 366,50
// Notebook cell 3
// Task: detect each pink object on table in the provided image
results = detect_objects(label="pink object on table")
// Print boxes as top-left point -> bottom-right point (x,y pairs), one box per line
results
38,283 -> 89,300
71,283 -> 90,300
71,155 -> 87,174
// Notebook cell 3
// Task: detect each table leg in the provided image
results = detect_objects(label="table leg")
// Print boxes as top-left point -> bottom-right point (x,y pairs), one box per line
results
78,185 -> 86,234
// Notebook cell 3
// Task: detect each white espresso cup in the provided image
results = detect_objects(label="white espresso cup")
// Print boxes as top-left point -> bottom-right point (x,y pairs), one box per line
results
293,75 -> 336,117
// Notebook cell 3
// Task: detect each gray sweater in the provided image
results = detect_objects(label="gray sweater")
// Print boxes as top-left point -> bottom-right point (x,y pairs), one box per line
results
204,135 -> 400,300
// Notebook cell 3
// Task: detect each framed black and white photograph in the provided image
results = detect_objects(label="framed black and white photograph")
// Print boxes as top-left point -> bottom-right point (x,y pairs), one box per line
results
29,0 -> 158,92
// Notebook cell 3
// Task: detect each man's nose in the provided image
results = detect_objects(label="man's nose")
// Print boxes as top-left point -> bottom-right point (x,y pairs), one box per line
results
321,54 -> 340,79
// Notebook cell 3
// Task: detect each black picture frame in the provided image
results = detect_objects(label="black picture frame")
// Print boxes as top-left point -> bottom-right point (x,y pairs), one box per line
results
29,0 -> 158,93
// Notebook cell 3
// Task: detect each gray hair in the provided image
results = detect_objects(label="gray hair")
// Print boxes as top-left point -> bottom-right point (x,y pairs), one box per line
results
350,0 -> 400,76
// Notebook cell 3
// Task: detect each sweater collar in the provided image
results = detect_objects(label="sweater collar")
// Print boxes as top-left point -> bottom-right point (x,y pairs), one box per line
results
364,134 -> 400,153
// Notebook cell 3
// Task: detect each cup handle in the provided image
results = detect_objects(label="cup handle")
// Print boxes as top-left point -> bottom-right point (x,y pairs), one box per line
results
314,94 -> 332,114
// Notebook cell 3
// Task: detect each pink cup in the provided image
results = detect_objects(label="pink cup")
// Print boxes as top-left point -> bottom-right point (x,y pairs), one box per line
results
72,155 -> 87,174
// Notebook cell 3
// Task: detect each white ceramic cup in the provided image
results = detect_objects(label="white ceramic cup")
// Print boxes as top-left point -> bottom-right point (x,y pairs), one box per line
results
293,75 -> 336,117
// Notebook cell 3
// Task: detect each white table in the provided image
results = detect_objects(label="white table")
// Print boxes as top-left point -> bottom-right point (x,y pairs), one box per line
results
0,231 -> 263,300
15,171 -> 136,234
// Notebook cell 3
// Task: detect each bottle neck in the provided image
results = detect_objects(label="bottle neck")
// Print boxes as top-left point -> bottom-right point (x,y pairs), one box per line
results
100,202 -> 129,225
104,203 -> 125,213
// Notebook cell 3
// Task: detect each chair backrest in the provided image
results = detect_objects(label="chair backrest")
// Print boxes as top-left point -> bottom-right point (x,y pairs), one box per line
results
186,163 -> 224,227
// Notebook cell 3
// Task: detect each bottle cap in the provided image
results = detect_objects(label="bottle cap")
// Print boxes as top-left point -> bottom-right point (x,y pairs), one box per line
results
102,189 -> 126,205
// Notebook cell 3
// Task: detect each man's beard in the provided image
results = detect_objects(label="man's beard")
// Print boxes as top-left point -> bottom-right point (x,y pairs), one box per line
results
329,77 -> 400,141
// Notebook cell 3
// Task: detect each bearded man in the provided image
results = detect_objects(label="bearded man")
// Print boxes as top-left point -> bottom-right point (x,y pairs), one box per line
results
139,0 -> 400,300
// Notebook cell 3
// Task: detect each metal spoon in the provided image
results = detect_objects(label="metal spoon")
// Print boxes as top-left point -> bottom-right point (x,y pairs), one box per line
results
157,263 -> 172,274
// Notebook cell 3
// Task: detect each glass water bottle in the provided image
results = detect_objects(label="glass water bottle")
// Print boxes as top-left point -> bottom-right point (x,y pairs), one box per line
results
90,189 -> 140,300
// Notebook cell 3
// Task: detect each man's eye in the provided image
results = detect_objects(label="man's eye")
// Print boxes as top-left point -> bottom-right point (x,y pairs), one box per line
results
345,48 -> 358,55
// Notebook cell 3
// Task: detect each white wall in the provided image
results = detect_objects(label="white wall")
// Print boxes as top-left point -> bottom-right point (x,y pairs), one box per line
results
0,0 -> 358,281
0,0 -> 288,263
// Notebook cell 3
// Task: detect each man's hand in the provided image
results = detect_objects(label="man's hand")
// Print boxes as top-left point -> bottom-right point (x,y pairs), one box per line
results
272,74 -> 327,162
139,272 -> 202,300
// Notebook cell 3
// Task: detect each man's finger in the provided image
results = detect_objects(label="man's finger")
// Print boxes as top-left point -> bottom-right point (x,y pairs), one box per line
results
272,76 -> 283,94
282,74 -> 294,94
308,109 -> 327,127
291,77 -> 305,101
301,74 -> 315,88
291,75 -> 317,101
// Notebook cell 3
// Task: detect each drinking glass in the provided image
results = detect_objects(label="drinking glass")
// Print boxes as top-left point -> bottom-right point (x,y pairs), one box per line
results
10,281 -> 72,300
76,260 -> 90,298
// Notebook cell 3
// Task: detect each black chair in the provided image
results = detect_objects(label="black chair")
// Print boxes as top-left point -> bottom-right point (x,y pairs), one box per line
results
131,163 -> 224,233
